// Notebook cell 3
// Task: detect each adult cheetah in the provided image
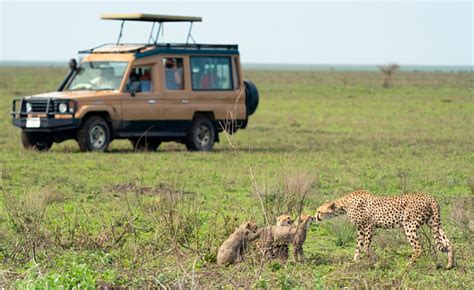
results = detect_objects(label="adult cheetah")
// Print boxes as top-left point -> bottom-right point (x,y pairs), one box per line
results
315,190 -> 454,269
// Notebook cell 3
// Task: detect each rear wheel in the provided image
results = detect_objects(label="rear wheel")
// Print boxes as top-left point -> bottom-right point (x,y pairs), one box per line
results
21,131 -> 52,151
77,116 -> 111,152
130,138 -> 161,152
185,116 -> 216,151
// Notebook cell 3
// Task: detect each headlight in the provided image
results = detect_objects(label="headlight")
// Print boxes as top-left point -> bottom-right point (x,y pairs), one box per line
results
58,103 -> 68,113
25,102 -> 32,113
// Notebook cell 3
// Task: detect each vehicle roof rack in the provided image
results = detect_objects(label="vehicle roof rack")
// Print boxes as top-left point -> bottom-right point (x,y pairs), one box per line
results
78,43 -> 239,56
101,13 -> 202,45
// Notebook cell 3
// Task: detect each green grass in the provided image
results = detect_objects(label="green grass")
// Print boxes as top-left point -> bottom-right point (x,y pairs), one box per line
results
0,67 -> 473,288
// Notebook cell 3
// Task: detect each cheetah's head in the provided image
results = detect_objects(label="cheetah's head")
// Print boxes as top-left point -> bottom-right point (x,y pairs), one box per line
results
276,214 -> 293,227
238,221 -> 258,235
298,214 -> 315,223
315,201 -> 343,221
297,214 -> 315,229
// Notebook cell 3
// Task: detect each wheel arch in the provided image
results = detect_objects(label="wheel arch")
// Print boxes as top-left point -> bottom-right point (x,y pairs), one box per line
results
79,111 -> 113,128
192,111 -> 216,121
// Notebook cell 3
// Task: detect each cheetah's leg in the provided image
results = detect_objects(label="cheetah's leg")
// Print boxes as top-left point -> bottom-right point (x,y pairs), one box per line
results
276,245 -> 289,263
428,217 -> 454,269
363,226 -> 375,262
353,228 -> 365,261
403,222 -> 422,265
293,244 -> 304,263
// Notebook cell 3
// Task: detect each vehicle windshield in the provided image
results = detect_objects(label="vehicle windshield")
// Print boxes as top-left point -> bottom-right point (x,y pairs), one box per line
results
67,61 -> 128,91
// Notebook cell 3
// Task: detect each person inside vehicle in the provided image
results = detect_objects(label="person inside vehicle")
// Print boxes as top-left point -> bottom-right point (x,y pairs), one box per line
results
164,58 -> 183,90
92,67 -> 116,89
200,67 -> 218,89
139,69 -> 152,92
127,69 -> 142,93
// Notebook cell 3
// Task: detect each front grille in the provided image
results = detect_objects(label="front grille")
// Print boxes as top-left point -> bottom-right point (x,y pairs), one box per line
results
25,100 -> 55,113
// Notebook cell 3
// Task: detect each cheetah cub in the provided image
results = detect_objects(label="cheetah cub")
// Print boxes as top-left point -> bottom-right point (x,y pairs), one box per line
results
217,221 -> 258,266
254,214 -> 293,261
256,214 -> 313,262
276,213 -> 293,226
273,214 -> 294,260
292,214 -> 314,262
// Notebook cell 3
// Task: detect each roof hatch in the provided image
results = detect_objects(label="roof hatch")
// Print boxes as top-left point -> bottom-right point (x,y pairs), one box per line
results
101,13 -> 202,45
101,13 -> 202,23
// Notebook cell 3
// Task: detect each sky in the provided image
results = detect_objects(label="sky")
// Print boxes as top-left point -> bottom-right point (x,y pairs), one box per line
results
0,0 -> 472,66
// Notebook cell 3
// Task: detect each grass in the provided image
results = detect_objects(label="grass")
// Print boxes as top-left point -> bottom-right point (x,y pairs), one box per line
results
0,67 -> 473,288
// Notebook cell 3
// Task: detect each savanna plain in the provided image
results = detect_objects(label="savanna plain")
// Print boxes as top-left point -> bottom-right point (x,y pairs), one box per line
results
0,67 -> 473,288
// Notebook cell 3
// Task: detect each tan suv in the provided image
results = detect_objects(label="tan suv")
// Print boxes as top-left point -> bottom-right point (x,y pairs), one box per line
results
11,14 -> 259,152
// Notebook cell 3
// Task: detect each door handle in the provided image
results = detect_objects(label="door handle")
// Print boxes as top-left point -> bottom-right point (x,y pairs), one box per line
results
148,99 -> 156,104
181,99 -> 189,104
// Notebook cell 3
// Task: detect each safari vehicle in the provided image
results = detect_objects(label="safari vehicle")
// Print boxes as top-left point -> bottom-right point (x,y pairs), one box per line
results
11,13 -> 259,152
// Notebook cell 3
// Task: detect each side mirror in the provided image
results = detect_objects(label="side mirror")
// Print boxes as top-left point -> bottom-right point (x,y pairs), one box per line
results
68,58 -> 77,71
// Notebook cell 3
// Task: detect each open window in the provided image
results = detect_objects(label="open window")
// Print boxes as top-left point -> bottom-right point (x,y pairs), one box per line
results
163,58 -> 184,90
126,66 -> 153,93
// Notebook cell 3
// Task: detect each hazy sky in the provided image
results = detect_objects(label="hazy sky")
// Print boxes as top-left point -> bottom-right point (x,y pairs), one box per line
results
1,0 -> 472,65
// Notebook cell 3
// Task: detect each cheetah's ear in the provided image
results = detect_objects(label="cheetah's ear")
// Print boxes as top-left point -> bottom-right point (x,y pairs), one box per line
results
245,222 -> 252,229
329,202 -> 336,210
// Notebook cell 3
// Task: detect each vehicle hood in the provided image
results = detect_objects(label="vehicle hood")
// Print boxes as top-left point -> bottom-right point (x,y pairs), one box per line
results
25,90 -> 118,100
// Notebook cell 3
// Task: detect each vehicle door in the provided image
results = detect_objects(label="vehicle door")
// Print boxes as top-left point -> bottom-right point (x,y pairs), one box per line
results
121,62 -> 163,134
159,56 -> 192,134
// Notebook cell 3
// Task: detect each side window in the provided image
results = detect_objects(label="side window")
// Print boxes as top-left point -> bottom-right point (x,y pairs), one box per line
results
127,66 -> 153,93
163,58 -> 184,90
190,57 -> 233,91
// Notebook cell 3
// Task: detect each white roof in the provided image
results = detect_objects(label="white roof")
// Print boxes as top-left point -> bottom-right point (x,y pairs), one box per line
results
101,13 -> 202,22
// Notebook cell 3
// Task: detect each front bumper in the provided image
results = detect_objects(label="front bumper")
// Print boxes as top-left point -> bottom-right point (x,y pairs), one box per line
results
11,98 -> 80,132
12,117 -> 80,132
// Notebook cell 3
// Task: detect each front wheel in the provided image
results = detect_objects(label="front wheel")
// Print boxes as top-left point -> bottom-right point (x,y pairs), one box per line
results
21,131 -> 52,151
77,116 -> 111,152
185,117 -> 216,151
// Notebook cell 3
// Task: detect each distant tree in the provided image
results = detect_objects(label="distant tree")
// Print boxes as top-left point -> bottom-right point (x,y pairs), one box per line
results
379,63 -> 400,88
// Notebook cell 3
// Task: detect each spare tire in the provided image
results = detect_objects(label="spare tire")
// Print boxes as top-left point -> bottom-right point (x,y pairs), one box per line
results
244,80 -> 259,116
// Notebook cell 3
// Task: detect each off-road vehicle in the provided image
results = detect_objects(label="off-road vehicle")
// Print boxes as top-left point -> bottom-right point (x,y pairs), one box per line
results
11,13 -> 259,152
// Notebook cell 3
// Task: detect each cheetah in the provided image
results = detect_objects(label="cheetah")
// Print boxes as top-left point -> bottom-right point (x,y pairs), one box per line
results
273,214 -> 294,260
276,213 -> 293,227
254,214 -> 293,261
292,214 -> 314,262
315,190 -> 454,269
217,221 -> 259,266
255,214 -> 313,262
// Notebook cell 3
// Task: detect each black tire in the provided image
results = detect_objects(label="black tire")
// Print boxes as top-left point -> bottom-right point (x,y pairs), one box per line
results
185,116 -> 216,151
21,131 -> 53,151
77,116 -> 111,152
244,80 -> 259,116
130,138 -> 161,152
